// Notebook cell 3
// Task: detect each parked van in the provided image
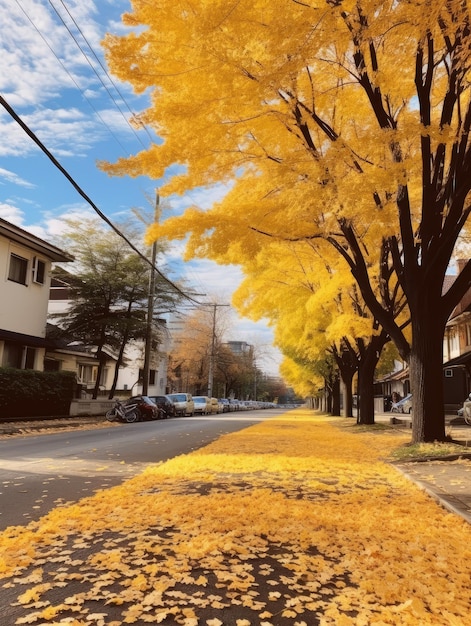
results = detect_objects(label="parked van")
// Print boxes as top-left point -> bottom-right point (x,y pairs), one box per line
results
166,393 -> 195,417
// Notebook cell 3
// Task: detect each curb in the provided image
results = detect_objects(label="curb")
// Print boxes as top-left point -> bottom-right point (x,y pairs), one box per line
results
393,464 -> 471,526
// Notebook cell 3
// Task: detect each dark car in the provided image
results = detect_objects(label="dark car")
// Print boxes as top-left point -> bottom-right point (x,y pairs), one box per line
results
126,395 -> 159,420
148,395 -> 175,419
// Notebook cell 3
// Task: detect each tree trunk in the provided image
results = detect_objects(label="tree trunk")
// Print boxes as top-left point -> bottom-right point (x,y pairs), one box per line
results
357,333 -> 388,425
92,357 -> 106,400
409,315 -> 446,443
325,383 -> 332,414
357,376 -> 375,425
334,347 -> 357,417
342,375 -> 354,417
109,338 -> 127,399
332,375 -> 341,416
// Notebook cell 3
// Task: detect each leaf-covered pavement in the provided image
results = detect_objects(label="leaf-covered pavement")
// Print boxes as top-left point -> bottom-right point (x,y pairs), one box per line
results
1,411 -> 471,625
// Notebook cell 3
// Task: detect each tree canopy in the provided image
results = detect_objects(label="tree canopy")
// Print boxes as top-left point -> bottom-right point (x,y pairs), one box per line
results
102,0 -> 471,441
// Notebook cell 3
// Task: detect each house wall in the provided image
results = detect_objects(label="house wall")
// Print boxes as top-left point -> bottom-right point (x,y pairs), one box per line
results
443,325 -> 460,362
48,295 -> 170,397
0,236 -> 51,337
115,336 -> 170,396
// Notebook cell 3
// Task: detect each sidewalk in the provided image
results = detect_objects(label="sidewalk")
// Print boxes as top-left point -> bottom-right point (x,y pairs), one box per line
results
1,411 -> 471,625
374,411 -> 471,525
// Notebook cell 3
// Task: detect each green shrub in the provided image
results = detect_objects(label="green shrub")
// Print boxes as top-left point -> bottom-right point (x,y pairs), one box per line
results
0,369 -> 76,419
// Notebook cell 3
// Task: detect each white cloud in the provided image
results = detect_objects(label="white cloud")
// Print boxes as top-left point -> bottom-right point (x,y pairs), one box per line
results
0,203 -> 26,225
1,1 -> 86,106
0,1 -> 140,158
0,1 -> 284,378
166,182 -> 233,216
0,168 -> 35,188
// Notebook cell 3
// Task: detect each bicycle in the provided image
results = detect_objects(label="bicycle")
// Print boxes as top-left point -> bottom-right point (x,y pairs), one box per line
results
106,398 -> 139,423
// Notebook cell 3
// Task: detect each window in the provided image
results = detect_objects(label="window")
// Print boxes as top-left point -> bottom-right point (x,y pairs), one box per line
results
44,358 -> 61,372
466,323 -> 471,347
77,364 -> 108,387
8,254 -> 28,285
2,342 -> 36,369
450,329 -> 460,353
139,368 -> 156,385
32,257 -> 46,284
78,364 -> 97,384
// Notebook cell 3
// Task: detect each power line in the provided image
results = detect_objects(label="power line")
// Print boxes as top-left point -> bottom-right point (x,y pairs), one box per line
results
46,0 -> 151,149
12,0 -> 130,155
0,92 -> 201,305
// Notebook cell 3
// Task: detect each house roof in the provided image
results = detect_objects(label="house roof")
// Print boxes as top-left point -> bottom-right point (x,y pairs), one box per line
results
0,218 -> 73,263
377,366 -> 409,383
443,351 -> 471,368
0,328 -> 56,348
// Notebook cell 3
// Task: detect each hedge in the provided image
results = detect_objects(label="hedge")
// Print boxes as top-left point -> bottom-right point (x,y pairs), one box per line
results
0,369 -> 76,419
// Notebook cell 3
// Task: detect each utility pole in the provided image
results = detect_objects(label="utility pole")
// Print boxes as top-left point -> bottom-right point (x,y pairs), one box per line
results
207,304 -> 217,398
142,191 -> 159,396
206,303 -> 230,398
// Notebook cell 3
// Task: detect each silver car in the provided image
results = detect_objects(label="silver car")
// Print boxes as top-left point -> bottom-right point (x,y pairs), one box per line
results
166,393 -> 195,417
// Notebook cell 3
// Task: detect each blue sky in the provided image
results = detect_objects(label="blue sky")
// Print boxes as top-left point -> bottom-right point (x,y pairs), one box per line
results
0,0 -> 282,376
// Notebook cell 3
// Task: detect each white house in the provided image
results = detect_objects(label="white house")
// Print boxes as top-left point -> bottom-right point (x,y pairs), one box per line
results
0,219 -> 72,371
47,273 -> 171,398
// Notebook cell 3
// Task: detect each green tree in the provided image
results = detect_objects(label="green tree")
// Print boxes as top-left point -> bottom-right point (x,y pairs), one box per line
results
102,0 -> 471,441
52,219 -> 181,398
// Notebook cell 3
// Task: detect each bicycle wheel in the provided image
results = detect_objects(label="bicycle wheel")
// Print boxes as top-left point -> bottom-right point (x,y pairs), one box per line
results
124,409 -> 139,423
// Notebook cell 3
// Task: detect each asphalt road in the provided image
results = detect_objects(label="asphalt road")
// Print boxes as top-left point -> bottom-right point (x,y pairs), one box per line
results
0,412 -> 276,530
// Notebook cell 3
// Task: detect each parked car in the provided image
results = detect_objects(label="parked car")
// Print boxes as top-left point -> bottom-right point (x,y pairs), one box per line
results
193,395 -> 212,415
391,393 -> 413,414
218,398 -> 231,413
166,393 -> 195,417
210,397 -> 220,414
148,395 -> 175,418
125,395 -> 159,420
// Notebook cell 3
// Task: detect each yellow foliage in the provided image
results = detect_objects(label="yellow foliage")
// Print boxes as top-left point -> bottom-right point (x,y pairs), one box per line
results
1,413 -> 471,624
97,0 -> 471,401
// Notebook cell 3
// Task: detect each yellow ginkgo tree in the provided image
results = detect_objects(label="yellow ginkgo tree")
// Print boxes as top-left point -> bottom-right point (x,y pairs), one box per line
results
232,238 -> 399,423
101,0 -> 471,442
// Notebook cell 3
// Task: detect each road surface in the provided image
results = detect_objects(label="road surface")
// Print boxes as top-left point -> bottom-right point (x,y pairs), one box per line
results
0,412 -> 277,530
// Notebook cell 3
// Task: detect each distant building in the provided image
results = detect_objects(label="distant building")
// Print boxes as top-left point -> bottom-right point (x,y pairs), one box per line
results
224,341 -> 254,356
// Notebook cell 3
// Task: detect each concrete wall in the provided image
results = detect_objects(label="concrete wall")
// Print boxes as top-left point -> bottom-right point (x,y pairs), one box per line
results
70,399 -> 115,416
